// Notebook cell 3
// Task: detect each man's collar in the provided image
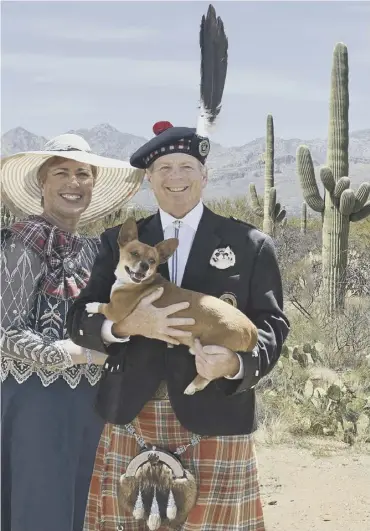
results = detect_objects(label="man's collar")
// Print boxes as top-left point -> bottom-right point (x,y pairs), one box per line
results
159,201 -> 204,231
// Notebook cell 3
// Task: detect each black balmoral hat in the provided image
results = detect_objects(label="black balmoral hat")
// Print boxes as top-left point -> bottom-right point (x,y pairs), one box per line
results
129,121 -> 210,170
130,4 -> 228,170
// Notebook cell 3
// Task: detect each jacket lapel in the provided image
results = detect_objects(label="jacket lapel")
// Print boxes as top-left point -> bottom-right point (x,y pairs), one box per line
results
138,212 -> 170,280
181,206 -> 221,291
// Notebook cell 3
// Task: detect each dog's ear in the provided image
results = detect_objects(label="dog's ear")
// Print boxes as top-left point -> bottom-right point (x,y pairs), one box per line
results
155,238 -> 179,264
118,217 -> 138,246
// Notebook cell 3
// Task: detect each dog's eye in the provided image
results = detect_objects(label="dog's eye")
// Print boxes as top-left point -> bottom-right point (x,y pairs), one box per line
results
130,251 -> 139,258
148,258 -> 155,265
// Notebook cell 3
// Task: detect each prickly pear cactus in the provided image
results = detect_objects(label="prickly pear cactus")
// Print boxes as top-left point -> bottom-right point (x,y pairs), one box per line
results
297,43 -> 370,313
249,114 -> 286,237
275,342 -> 370,442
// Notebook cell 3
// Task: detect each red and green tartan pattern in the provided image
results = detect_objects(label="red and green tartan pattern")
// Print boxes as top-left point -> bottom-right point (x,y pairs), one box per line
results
84,399 -> 266,530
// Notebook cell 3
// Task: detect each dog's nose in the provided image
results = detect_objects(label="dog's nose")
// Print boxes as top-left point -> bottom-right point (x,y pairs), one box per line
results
139,261 -> 149,272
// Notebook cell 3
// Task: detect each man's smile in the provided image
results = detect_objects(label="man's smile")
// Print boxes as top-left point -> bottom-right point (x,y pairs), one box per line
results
166,186 -> 189,193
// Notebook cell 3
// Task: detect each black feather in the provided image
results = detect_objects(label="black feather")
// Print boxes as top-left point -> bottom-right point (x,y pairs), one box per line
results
197,4 -> 228,137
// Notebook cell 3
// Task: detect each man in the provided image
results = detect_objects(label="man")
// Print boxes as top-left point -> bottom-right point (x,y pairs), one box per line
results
67,121 -> 290,530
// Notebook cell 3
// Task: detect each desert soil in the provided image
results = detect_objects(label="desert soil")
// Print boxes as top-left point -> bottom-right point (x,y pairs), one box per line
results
256,439 -> 370,531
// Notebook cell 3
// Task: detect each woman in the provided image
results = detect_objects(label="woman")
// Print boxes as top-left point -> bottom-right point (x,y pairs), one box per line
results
0,133 -> 145,531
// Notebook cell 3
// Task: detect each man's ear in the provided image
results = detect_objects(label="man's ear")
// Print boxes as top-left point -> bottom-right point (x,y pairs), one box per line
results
201,164 -> 208,188
118,217 -> 138,246
155,238 -> 179,264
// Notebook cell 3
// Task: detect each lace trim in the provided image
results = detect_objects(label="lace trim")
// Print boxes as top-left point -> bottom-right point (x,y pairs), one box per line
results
1,357 -> 102,389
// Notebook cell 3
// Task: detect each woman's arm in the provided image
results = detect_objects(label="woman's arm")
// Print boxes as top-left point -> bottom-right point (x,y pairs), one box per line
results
1,236 -> 73,370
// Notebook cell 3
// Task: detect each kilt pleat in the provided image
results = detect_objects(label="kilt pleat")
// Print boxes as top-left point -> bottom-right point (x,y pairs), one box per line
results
84,399 -> 265,531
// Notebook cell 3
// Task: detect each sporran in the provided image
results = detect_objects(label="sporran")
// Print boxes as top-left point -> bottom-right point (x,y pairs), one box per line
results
119,423 -> 202,530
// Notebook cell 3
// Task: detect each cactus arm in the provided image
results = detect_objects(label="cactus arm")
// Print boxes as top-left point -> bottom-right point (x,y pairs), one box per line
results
249,183 -> 263,217
339,189 -> 356,215
297,146 -> 325,212
320,167 -> 335,193
350,202 -> 370,222
352,182 -> 370,213
334,176 -> 350,200
328,43 -> 349,179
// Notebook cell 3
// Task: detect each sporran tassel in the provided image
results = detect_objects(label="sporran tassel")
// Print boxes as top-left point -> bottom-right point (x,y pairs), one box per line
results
147,487 -> 161,530
197,4 -> 228,138
166,489 -> 177,520
133,487 -> 145,520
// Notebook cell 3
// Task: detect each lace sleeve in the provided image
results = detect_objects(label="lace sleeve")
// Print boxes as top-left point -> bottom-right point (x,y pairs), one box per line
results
0,235 -> 73,370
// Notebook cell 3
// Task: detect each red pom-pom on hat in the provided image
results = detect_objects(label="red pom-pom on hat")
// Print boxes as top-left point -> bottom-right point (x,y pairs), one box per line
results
153,121 -> 173,136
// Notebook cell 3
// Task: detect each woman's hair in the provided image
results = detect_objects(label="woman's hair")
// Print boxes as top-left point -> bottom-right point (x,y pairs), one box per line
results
37,156 -> 97,206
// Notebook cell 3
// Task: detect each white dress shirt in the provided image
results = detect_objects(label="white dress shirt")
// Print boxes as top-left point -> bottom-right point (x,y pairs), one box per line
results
101,201 -> 244,379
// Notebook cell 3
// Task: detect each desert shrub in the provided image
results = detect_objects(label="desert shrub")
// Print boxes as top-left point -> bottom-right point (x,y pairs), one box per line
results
257,342 -> 370,444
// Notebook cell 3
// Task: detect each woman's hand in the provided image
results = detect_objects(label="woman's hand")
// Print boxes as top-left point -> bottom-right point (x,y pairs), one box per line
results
54,339 -> 107,365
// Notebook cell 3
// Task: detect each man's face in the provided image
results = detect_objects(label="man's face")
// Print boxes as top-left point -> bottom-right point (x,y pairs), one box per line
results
147,153 -> 207,217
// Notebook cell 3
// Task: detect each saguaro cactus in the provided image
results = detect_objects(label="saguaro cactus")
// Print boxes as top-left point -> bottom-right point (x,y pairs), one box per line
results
301,202 -> 307,234
250,114 -> 286,237
297,43 -> 370,313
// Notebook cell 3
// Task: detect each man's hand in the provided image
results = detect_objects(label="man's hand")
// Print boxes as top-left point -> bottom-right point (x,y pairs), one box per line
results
112,287 -> 195,345
191,338 -> 240,380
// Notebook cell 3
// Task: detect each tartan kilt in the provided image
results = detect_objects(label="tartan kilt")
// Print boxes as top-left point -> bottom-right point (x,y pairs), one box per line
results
84,399 -> 265,531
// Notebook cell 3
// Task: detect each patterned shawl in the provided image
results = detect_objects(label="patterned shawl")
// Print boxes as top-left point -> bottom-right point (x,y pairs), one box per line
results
7,215 -> 94,299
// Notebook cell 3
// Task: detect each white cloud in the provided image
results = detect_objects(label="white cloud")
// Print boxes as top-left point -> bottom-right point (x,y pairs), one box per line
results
2,52 -> 328,102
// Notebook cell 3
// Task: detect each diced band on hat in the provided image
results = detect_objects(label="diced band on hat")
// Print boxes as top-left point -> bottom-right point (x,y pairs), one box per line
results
129,122 -> 210,170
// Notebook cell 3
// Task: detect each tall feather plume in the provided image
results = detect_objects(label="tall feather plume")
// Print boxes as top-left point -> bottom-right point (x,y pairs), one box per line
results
197,4 -> 228,138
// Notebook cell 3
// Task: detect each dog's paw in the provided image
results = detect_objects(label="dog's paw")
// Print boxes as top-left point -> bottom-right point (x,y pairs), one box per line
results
85,302 -> 100,315
183,383 -> 197,395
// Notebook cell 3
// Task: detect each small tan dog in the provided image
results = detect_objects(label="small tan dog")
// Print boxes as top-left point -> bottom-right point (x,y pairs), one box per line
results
86,218 -> 258,394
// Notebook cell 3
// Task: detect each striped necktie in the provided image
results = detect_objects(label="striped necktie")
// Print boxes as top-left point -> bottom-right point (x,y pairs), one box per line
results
171,220 -> 182,285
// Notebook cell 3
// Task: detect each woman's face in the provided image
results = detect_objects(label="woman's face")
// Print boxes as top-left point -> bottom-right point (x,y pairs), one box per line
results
40,157 -> 95,221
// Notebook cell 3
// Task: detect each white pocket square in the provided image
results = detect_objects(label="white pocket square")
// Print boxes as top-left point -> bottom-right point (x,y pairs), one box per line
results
209,246 -> 235,269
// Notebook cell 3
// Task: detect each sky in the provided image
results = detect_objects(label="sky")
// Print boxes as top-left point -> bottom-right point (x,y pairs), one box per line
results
1,0 -> 369,146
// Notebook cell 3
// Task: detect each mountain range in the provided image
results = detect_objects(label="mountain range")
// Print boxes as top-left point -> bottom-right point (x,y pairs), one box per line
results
2,124 -> 369,214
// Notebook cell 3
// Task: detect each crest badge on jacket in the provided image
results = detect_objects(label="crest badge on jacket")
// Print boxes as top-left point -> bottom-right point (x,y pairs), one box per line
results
209,246 -> 235,269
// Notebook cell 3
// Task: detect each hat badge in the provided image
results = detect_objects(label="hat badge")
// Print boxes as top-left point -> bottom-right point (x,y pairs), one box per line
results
198,138 -> 210,157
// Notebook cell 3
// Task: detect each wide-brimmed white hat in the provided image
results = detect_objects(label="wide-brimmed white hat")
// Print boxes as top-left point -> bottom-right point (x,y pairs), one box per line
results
1,133 -> 145,225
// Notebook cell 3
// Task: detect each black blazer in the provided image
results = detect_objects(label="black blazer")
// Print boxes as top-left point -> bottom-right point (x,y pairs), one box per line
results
67,206 -> 290,435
